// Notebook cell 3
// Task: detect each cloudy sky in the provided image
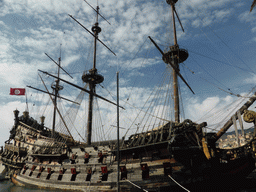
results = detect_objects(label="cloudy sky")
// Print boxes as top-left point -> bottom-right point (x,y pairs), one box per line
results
0,0 -> 256,145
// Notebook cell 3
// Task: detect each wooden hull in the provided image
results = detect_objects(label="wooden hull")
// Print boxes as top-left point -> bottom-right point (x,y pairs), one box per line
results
2,115 -> 256,191
7,144 -> 255,192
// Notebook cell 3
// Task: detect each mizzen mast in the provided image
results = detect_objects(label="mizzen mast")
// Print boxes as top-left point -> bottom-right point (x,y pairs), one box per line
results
82,6 -> 104,145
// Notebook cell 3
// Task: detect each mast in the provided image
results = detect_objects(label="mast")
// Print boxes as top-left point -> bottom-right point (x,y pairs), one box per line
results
165,0 -> 189,123
170,0 -> 179,123
250,0 -> 256,12
51,52 -> 63,138
82,6 -> 104,145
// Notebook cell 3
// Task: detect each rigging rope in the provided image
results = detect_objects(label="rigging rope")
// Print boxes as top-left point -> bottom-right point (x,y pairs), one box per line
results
188,50 -> 252,73
125,180 -> 149,192
92,97 -> 106,143
180,62 -> 252,98
168,175 -> 190,192
55,84 -> 87,142
198,91 -> 254,132
122,69 -> 172,138
183,0 -> 256,77
143,68 -> 172,133
118,38 -> 151,93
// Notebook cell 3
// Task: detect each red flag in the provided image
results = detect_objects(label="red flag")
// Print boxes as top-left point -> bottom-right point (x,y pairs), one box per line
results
10,88 -> 26,96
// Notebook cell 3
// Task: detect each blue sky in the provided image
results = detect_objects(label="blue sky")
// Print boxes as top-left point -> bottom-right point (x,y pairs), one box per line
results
0,0 -> 256,145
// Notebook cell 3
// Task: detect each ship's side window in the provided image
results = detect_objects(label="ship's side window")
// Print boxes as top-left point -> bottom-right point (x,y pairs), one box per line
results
163,162 -> 172,176
71,168 -> 77,181
36,173 -> 41,178
29,171 -> 33,177
120,166 -> 127,180
86,174 -> 91,181
22,165 -> 28,174
141,164 -> 149,179
84,152 -> 90,164
46,168 -> 52,180
46,174 -> 51,180
98,152 -> 104,163
101,166 -> 108,181
58,175 -> 63,181
58,168 -> 64,181
86,168 -> 92,181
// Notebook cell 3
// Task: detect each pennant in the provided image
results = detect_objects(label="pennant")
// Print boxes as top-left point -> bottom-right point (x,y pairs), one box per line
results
10,88 -> 26,96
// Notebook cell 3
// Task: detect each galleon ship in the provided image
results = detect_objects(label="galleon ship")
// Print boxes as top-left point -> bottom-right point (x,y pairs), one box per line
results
1,0 -> 256,191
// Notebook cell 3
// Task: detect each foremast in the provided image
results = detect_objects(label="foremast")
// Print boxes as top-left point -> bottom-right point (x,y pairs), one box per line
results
51,56 -> 63,138
82,6 -> 104,145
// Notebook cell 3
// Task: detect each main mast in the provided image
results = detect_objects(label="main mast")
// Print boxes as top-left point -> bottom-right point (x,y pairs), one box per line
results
165,0 -> 189,123
82,6 -> 104,145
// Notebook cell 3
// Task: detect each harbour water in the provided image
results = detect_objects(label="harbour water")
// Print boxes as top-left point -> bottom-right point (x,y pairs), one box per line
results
1,168 -> 256,192
0,180 -> 68,192
1,179 -> 256,192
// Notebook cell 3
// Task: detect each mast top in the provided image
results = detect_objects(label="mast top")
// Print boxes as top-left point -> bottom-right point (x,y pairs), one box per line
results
166,0 -> 178,5
82,5 -> 104,85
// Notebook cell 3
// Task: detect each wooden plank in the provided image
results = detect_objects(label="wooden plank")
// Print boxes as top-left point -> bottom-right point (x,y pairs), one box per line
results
232,115 -> 240,147
237,110 -> 245,137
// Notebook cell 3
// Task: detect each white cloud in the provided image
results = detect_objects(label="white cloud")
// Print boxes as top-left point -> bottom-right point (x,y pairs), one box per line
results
185,93 -> 256,135
189,96 -> 220,115
0,62 -> 34,86
244,74 -> 256,85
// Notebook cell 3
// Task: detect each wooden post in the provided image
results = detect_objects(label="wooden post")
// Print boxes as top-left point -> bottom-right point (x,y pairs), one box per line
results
237,110 -> 245,137
117,72 -> 120,192
232,115 -> 240,147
